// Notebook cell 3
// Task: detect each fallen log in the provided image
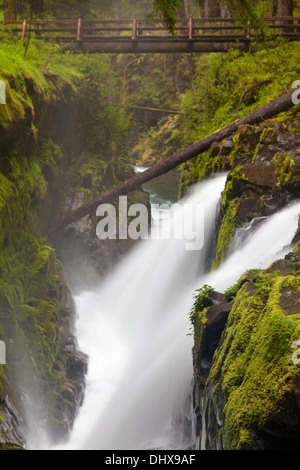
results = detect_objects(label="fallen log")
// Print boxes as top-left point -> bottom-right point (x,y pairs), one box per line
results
48,89 -> 297,234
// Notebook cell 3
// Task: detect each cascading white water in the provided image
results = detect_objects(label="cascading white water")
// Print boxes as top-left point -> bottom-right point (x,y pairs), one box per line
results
202,201 -> 300,293
50,174 -> 227,451
48,172 -> 300,451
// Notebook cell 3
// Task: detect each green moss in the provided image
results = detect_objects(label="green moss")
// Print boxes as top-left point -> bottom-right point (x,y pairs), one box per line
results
272,152 -> 296,187
212,198 -> 239,270
206,273 -> 300,450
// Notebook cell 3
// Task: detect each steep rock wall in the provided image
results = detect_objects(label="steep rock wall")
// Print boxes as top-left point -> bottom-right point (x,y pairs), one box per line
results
0,61 -> 148,448
190,119 -> 300,450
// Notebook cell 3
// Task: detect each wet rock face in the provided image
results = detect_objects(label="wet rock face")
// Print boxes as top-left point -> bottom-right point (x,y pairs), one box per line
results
43,335 -> 89,446
0,396 -> 26,450
191,290 -> 233,447
212,122 -> 300,268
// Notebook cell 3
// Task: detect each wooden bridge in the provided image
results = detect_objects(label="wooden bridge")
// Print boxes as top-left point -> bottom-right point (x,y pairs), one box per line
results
1,16 -> 300,53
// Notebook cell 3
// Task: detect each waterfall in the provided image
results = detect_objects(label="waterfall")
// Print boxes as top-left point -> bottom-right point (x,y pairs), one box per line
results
202,201 -> 300,293
48,173 -> 300,451
50,174 -> 227,451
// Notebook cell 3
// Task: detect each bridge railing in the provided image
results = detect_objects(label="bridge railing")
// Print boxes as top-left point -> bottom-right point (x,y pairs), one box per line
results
0,17 -> 300,43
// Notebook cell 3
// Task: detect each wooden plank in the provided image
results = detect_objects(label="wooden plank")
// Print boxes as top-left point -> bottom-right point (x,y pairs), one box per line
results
82,19 -> 134,24
38,35 -> 77,41
80,27 -> 133,32
0,20 -> 24,24
0,17 -> 296,25
79,35 -> 246,42
0,27 -> 22,32
80,40 -> 250,53
189,25 -> 244,30
30,27 -> 77,32
30,20 -> 78,25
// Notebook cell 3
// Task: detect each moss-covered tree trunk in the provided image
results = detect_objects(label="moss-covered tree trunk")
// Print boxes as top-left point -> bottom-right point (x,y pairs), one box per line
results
4,0 -> 17,20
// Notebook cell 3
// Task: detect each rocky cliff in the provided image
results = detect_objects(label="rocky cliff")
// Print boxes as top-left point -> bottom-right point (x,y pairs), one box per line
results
190,117 -> 300,450
0,51 -> 148,449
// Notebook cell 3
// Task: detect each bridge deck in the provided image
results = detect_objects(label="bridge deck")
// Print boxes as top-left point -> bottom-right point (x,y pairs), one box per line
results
1,16 -> 300,53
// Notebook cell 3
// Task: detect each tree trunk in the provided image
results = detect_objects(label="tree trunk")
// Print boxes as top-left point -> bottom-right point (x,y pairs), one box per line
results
48,90 -> 297,234
114,0 -> 121,20
278,0 -> 294,32
29,0 -> 44,15
177,0 -> 187,19
272,0 -> 278,16
204,0 -> 220,19
4,0 -> 17,20
278,0 -> 293,16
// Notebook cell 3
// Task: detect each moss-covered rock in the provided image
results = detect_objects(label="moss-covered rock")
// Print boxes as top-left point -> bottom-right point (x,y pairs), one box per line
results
191,252 -> 300,450
208,122 -> 300,269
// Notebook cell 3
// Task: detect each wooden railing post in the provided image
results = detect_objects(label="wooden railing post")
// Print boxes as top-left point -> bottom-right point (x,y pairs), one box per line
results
21,19 -> 27,40
77,17 -> 83,42
189,17 -> 193,39
246,20 -> 250,39
132,17 -> 137,40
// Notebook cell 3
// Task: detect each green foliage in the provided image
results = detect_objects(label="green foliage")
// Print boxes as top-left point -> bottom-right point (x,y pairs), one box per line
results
189,284 -> 213,326
179,41 -> 300,148
265,315 -> 296,356
252,272 -> 275,294
151,0 -> 183,34
224,280 -> 241,299
212,198 -> 239,270
221,0 -> 268,33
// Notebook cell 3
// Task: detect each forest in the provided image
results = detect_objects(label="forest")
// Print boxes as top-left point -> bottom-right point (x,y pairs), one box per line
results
1,0 -> 300,454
